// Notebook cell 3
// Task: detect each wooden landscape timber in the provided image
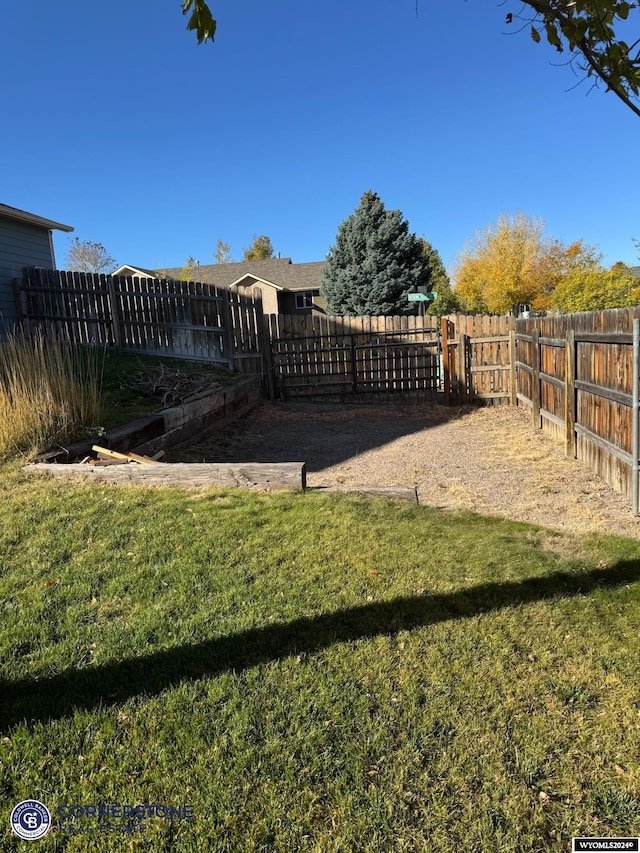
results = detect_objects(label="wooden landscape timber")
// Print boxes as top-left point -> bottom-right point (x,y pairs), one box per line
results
28,462 -> 307,492
313,485 -> 419,503
32,376 -> 263,465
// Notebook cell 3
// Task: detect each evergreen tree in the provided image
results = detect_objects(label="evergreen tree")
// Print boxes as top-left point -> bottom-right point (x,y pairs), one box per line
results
321,191 -> 433,316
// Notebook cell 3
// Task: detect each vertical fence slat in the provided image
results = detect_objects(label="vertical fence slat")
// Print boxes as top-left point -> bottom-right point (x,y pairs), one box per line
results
633,319 -> 640,515
565,329 -> 576,459
531,328 -> 541,428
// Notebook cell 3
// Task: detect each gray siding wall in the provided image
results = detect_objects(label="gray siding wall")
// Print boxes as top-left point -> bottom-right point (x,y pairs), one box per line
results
0,215 -> 55,330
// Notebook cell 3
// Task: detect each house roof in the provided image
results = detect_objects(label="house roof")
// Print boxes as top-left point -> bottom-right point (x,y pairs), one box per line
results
0,203 -> 74,233
112,264 -> 162,278
157,258 -> 325,291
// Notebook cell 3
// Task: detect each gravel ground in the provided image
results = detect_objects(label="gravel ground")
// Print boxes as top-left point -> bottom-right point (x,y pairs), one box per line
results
172,401 -> 640,540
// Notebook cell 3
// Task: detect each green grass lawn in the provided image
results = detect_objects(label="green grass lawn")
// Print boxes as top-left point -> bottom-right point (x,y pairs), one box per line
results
1,464 -> 639,851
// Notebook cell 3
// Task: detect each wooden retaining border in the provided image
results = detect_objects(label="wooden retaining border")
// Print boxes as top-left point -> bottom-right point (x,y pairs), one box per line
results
32,462 -> 306,492
313,485 -> 418,503
25,375 -> 309,491
32,375 -> 263,464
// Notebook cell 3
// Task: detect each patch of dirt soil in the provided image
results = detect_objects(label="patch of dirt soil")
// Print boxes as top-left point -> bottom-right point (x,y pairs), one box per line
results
171,400 -> 640,540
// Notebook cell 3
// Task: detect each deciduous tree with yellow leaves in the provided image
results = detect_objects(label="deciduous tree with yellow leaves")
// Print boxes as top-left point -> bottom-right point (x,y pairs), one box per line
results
550,263 -> 640,312
453,215 -> 605,314
454,214 -> 560,314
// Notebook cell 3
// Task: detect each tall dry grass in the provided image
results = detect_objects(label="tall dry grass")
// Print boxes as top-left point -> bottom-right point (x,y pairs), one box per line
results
0,329 -> 105,459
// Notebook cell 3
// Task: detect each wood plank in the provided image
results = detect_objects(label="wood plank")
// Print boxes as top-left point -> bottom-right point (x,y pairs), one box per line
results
574,424 -> 632,466
531,328 -> 541,428
540,408 -> 565,429
92,445 -> 133,462
575,379 -> 632,407
539,371 -> 565,391
509,329 -> 517,406
28,462 -> 307,492
313,485 -> 418,503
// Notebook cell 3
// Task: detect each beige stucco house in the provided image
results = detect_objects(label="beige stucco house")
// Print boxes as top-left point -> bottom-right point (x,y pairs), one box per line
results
112,258 -> 327,316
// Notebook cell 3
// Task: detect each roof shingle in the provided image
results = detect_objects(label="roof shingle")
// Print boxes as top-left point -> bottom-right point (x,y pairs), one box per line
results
159,258 -> 325,291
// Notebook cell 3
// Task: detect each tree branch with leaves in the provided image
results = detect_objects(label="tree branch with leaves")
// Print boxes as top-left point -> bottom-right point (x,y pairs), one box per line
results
184,0 -> 640,117
66,238 -> 117,274
507,0 -> 640,118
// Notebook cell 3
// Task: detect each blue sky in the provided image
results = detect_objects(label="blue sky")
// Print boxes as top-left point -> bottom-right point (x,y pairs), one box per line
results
1,0 -> 638,276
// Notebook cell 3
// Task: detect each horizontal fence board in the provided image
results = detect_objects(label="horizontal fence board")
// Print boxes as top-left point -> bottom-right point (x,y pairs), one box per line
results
517,309 -> 640,507
574,423 -> 632,466
19,268 -> 263,373
268,313 -> 439,402
541,408 -> 565,429
575,380 -> 632,407
540,371 -> 565,391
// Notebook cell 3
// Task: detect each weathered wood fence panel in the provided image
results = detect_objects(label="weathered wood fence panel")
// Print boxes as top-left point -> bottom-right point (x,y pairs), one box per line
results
517,309 -> 640,506
441,314 -> 516,405
266,313 -> 440,401
17,268 -> 263,372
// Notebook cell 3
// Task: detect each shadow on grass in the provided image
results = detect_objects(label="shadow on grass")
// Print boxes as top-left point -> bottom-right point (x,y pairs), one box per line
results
2,559 -> 639,731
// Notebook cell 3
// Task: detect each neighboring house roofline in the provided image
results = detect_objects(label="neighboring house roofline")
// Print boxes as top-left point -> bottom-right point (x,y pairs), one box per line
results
111,264 -> 160,278
0,203 -> 74,233
230,273 -> 285,291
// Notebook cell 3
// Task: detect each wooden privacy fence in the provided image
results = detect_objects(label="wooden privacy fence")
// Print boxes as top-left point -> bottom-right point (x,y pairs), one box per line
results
13,271 -> 640,512
441,314 -> 516,406
266,314 -> 440,401
16,268 -> 263,373
517,309 -> 640,511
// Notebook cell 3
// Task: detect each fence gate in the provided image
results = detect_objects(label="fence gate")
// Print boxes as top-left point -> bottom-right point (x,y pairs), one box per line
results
268,316 -> 440,401
441,315 -> 516,406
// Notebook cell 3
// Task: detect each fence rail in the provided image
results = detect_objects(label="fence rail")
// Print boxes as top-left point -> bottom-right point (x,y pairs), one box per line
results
266,313 -> 440,401
17,268 -> 263,372
517,309 -> 640,508
442,315 -> 516,405
14,271 -> 640,512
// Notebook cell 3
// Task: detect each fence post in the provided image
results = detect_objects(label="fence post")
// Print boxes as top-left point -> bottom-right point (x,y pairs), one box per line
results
12,277 -> 27,333
350,332 -> 357,395
262,314 -> 276,400
441,315 -> 450,405
458,333 -> 467,401
105,275 -> 123,351
633,319 -> 640,515
509,329 -> 517,406
255,295 -> 275,401
531,328 -> 541,428
565,330 -> 576,459
220,288 -> 235,370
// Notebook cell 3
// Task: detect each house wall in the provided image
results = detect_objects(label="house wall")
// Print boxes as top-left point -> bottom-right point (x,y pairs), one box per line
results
236,282 -> 279,315
0,215 -> 54,331
280,291 -> 327,315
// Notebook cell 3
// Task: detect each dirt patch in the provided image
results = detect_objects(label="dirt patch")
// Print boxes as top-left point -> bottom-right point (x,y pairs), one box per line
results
170,401 -> 640,540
